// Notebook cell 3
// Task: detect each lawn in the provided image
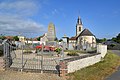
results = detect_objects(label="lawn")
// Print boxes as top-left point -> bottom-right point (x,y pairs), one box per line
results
68,51 -> 120,80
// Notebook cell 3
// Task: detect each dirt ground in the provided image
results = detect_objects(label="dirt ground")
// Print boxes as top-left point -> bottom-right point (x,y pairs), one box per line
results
0,69 -> 66,80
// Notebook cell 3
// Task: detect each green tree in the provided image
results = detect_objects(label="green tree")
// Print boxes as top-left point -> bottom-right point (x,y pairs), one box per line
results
96,38 -> 107,43
112,37 -> 117,42
13,36 -> 19,41
37,37 -> 40,41
103,38 -> 107,42
116,33 -> 120,43
59,39 -> 63,42
0,34 -> 5,40
54,37 -> 58,41
111,33 -> 120,43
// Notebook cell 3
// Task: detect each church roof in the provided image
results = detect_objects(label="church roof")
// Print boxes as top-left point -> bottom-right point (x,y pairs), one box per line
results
78,29 -> 94,37
69,36 -> 77,40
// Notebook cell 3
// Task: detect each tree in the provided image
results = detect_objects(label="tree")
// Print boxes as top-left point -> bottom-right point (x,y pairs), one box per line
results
37,37 -> 40,41
103,38 -> 107,42
116,33 -> 120,43
59,39 -> 63,42
96,38 -> 106,43
111,33 -> 120,43
13,36 -> 19,41
117,33 -> 120,39
112,37 -> 117,42
54,37 -> 58,41
0,34 -> 6,40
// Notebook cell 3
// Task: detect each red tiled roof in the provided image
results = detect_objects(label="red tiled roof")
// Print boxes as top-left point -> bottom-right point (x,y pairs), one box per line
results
5,36 -> 13,39
40,34 -> 45,38
69,36 -> 77,40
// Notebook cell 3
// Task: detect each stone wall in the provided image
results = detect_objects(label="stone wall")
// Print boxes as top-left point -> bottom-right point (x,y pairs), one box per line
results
59,54 -> 102,76
97,44 -> 107,58
67,54 -> 101,73
59,44 -> 107,76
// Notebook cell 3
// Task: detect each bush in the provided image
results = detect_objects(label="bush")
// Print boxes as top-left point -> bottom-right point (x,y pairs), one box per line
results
55,48 -> 62,54
23,50 -> 33,54
110,44 -> 116,47
67,52 -> 79,56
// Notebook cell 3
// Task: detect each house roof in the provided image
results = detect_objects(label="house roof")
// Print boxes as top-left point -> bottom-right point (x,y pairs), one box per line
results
78,29 -> 94,37
5,36 -> 13,40
39,34 -> 45,38
69,36 -> 77,40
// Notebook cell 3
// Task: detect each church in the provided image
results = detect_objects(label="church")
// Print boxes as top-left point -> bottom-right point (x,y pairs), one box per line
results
63,16 -> 96,50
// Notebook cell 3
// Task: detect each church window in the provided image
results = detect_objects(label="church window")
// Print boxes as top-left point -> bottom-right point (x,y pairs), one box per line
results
79,27 -> 81,31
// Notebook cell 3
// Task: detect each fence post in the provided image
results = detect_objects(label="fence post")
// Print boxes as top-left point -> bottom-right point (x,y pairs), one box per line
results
59,60 -> 68,77
41,43 -> 44,74
3,43 -> 6,69
21,44 -> 24,72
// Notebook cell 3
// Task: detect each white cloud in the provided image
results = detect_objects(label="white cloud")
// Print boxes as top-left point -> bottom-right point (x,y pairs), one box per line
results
0,0 -> 46,37
0,15 -> 45,35
0,0 -> 39,16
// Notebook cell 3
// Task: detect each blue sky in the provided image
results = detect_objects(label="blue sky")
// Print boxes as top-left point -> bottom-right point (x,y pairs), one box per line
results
0,0 -> 120,39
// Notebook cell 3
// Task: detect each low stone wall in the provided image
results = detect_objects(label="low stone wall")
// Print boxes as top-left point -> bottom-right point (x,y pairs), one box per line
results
59,44 -> 108,77
97,44 -> 107,58
67,54 -> 101,73
59,53 -> 102,77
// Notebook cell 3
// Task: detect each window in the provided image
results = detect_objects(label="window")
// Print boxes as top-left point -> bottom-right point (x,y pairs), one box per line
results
79,27 -> 81,31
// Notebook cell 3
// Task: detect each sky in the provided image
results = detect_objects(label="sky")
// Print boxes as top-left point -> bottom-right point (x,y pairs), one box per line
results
0,0 -> 120,39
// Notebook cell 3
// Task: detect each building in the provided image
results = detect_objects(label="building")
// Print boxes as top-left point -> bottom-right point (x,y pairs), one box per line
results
62,35 -> 69,50
69,16 -> 96,50
40,33 -> 48,45
18,36 -> 25,42
47,23 -> 56,41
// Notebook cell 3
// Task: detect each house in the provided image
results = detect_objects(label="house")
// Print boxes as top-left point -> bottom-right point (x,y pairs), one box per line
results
18,36 -> 25,42
40,33 -> 48,45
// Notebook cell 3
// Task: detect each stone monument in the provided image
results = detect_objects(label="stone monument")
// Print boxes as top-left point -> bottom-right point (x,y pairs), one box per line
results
47,23 -> 56,41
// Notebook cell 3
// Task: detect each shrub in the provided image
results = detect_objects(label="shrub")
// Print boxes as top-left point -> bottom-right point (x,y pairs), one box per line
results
55,48 -> 62,54
110,44 -> 116,47
23,50 -> 33,54
67,52 -> 79,56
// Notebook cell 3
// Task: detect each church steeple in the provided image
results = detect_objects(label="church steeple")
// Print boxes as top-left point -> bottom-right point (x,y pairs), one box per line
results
76,16 -> 83,36
77,16 -> 82,25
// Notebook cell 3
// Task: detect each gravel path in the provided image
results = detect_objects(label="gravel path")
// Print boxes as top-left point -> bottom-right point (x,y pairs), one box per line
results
0,69 -> 66,80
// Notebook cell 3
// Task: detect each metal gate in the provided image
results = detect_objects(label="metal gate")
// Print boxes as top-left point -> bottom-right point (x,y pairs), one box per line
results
2,39 -> 62,74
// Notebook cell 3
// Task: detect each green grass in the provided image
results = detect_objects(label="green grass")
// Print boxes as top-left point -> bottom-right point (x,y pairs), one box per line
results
68,51 -> 120,80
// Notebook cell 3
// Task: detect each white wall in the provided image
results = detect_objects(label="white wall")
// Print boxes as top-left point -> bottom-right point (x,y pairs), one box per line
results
67,54 -> 101,73
81,36 -> 96,44
24,41 -> 46,45
97,44 -> 107,58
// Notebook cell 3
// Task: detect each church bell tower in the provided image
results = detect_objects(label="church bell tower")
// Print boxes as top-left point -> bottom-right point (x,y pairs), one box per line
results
76,16 -> 83,36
